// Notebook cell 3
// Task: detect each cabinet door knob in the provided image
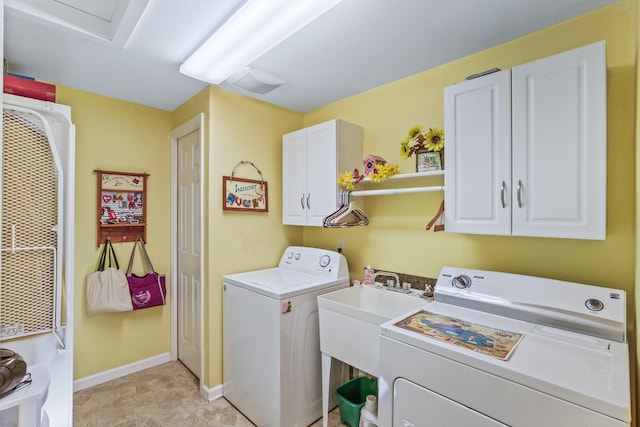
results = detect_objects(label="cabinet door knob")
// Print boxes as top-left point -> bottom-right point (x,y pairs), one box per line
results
300,194 -> 305,210
500,181 -> 507,208
517,180 -> 524,208
306,194 -> 311,209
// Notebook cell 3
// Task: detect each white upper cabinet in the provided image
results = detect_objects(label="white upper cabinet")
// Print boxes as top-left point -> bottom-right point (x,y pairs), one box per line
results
511,42 -> 606,239
445,41 -> 606,239
444,68 -> 512,236
283,127 -> 308,225
283,119 -> 363,226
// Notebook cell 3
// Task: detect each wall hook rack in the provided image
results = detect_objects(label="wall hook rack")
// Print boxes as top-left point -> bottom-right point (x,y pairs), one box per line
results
94,169 -> 149,246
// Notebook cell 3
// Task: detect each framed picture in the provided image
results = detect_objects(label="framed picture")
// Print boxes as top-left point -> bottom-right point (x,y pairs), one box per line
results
222,176 -> 268,212
416,150 -> 442,172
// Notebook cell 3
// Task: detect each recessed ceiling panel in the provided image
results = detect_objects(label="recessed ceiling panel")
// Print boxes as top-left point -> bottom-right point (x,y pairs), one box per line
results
55,0 -> 119,22
5,0 -> 149,46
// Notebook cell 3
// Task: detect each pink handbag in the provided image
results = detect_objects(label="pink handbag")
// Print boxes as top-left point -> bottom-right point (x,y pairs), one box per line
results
126,237 -> 166,310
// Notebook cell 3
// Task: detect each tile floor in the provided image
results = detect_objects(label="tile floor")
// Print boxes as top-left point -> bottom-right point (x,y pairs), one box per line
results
73,361 -> 345,427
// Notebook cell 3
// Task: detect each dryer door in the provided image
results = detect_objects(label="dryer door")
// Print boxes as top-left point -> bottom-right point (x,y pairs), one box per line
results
393,378 -> 506,427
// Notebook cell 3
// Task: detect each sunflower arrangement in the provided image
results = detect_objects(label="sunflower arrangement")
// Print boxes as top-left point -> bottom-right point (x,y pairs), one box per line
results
400,125 -> 444,159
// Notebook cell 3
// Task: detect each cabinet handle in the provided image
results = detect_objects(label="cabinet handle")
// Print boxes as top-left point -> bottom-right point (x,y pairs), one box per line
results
517,180 -> 524,208
500,181 -> 507,208
306,194 -> 311,209
300,194 -> 305,210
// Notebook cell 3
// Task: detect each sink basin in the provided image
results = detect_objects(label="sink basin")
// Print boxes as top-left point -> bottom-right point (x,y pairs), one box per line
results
318,285 -> 427,325
318,286 -> 427,376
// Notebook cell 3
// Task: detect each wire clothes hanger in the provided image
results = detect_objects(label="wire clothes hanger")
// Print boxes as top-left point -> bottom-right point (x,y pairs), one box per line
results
323,191 -> 369,228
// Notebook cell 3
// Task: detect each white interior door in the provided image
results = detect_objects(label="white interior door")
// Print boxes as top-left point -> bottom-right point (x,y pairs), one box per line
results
177,128 -> 202,378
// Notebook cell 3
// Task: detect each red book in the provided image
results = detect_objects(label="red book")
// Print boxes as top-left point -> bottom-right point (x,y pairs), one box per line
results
3,74 -> 56,102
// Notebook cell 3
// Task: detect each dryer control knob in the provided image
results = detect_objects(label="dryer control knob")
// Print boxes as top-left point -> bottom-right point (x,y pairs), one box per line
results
287,252 -> 293,259
319,254 -> 331,268
585,298 -> 604,311
452,275 -> 471,289
294,253 -> 301,260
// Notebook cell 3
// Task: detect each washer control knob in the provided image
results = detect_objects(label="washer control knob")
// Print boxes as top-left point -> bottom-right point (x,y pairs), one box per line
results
294,253 -> 301,260
319,255 -> 331,268
452,275 -> 471,289
287,252 -> 293,259
585,298 -> 604,311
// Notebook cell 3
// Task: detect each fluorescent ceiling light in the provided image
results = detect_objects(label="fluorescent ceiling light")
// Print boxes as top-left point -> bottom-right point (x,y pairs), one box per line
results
180,0 -> 342,85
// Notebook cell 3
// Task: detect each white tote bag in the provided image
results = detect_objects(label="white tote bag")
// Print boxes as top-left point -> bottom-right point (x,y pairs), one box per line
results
86,239 -> 133,315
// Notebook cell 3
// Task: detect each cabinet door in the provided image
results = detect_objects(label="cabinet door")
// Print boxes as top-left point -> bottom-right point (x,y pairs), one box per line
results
444,69 -> 512,235
306,121 -> 338,226
512,41 -> 606,239
283,128 -> 308,225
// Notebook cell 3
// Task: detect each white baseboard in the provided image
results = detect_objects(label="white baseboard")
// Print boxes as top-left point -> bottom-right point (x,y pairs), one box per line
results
201,383 -> 224,401
73,352 -> 171,392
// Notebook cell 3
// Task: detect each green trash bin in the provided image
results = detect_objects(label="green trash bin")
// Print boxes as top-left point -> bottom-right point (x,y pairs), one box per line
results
334,376 -> 378,427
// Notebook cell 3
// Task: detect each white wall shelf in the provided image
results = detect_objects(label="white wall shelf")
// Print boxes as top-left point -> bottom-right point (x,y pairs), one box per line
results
350,170 -> 445,197
361,170 -> 444,182
326,169 -> 444,227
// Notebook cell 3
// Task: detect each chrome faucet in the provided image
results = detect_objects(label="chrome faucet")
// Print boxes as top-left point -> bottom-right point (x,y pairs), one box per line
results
373,271 -> 400,287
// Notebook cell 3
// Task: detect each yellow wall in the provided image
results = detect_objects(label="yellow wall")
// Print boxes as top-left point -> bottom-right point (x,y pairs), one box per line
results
172,87 -> 302,387
304,1 -> 635,289
302,0 -> 637,418
57,86 -> 173,379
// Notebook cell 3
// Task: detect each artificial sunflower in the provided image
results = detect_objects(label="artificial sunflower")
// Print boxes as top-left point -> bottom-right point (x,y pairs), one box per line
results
400,141 -> 412,159
425,128 -> 445,152
401,125 -> 427,155
407,125 -> 426,140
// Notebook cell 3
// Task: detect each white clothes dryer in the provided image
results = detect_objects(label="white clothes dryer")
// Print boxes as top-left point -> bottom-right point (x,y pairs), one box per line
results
379,266 -> 631,427
223,246 -> 349,427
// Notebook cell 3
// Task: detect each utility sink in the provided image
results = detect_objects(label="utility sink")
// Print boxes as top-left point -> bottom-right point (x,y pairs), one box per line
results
319,285 -> 427,325
318,285 -> 427,376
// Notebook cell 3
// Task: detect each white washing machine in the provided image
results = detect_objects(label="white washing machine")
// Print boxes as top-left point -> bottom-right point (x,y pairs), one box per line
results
379,266 -> 631,427
223,246 -> 349,427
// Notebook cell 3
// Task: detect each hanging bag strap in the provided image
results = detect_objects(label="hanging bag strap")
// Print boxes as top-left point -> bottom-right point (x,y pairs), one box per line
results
96,239 -> 109,272
127,236 -> 156,276
138,237 -> 156,274
106,239 -> 120,269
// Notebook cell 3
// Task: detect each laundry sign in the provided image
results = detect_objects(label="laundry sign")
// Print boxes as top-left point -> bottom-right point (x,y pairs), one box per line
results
222,176 -> 268,212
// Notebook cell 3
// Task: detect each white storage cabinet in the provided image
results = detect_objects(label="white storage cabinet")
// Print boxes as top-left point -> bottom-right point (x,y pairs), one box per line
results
283,119 -> 363,226
444,41 -> 606,239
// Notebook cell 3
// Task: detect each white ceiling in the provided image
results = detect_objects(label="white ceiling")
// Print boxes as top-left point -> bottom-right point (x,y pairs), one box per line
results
4,0 -> 618,112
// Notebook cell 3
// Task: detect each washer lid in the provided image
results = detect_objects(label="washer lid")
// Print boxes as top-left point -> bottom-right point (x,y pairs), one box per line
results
223,268 -> 345,299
